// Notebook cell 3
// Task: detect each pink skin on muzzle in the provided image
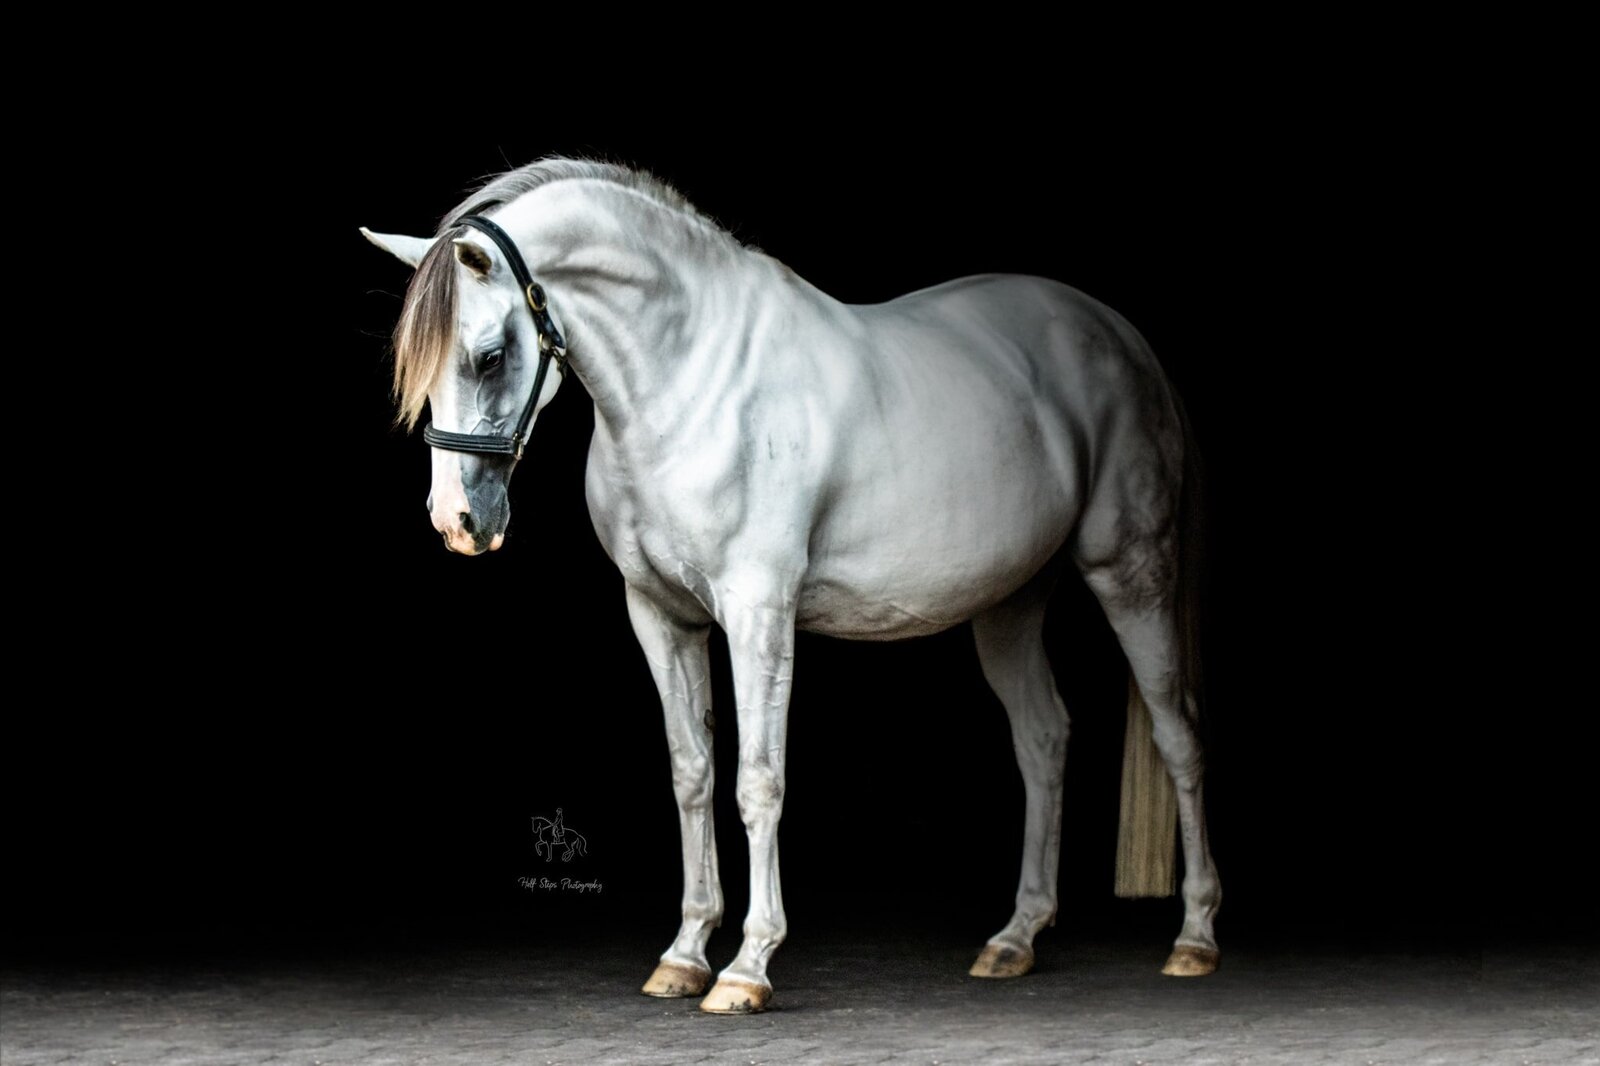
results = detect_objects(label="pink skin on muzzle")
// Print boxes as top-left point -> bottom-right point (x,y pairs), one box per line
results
428,448 -> 505,554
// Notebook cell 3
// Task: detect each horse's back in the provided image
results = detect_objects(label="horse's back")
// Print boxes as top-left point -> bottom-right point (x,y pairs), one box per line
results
795,273 -> 1181,640
872,273 -> 1169,419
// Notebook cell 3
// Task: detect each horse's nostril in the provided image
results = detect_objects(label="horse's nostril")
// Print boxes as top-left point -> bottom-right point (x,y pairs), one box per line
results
458,512 -> 476,535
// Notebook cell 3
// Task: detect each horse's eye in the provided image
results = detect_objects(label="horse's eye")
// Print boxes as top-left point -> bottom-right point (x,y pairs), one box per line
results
482,348 -> 504,371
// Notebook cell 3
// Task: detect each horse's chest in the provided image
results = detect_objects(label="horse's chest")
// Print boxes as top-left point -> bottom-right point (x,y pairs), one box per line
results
588,456 -> 739,622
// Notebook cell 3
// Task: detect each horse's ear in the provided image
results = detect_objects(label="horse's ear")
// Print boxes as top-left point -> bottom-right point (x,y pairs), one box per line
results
359,227 -> 436,269
452,238 -> 493,277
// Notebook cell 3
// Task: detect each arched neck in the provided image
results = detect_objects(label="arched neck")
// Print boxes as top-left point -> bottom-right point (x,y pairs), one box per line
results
489,179 -> 788,445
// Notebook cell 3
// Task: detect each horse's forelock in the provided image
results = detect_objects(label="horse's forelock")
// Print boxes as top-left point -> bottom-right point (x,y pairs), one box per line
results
392,233 -> 460,430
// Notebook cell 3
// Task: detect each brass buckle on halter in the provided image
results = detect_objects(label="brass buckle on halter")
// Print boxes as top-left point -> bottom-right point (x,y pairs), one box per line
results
538,332 -> 568,376
526,282 -> 547,311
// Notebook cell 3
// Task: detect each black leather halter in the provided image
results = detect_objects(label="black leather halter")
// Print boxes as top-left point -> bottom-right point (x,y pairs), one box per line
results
421,214 -> 568,460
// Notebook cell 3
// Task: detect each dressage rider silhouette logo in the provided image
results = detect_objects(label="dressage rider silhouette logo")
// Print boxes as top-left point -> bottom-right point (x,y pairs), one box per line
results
532,807 -> 588,862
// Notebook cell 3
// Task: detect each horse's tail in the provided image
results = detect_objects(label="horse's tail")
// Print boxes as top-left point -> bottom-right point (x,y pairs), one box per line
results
1114,392 -> 1203,899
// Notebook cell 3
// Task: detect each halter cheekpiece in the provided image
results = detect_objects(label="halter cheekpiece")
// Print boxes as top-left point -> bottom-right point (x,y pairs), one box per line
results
421,214 -> 567,460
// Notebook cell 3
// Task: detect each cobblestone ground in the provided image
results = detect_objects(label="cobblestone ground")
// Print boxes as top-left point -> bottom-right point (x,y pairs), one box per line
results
3,932 -> 1595,1064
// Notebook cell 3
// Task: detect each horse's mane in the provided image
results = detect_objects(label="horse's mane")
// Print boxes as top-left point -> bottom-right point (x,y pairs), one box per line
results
391,157 -> 723,429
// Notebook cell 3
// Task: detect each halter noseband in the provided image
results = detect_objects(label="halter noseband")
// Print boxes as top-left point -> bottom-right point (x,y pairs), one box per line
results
421,214 -> 568,461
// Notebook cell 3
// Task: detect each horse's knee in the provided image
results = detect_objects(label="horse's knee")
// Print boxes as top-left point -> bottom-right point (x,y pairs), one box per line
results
735,758 -> 784,822
671,752 -> 713,809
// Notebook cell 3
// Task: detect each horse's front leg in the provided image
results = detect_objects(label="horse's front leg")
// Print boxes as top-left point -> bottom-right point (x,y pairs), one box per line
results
700,588 -> 795,1014
628,585 -> 723,999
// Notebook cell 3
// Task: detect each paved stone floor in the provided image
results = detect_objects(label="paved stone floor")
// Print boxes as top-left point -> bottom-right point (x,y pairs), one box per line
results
3,931 -> 1595,1064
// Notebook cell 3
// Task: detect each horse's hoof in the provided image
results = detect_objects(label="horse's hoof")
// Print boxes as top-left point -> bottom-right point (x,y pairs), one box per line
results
699,978 -> 772,1014
969,943 -> 1034,978
642,961 -> 712,997
1161,944 -> 1220,977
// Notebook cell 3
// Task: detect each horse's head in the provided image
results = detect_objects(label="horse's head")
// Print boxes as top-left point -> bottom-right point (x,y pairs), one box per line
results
363,220 -> 567,555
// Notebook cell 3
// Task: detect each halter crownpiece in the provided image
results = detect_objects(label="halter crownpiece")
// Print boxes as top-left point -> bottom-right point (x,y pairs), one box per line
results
421,214 -> 567,460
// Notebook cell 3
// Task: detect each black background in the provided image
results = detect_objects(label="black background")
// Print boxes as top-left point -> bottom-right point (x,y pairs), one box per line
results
8,81 -> 1544,968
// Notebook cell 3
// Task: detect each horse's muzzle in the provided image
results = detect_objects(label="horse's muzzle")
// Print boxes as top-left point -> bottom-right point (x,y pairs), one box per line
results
438,518 -> 505,555
433,505 -> 508,555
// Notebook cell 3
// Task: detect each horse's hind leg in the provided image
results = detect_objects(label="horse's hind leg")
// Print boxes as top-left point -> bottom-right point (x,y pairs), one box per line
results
969,570 -> 1069,979
1080,557 -> 1222,976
